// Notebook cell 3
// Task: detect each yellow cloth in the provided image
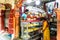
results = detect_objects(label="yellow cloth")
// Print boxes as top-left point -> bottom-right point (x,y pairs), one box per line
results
43,21 -> 50,40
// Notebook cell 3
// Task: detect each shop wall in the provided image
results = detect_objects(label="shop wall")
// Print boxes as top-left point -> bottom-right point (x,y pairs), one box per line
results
56,0 -> 60,40
5,0 -> 15,9
0,0 -> 15,9
0,0 -> 5,3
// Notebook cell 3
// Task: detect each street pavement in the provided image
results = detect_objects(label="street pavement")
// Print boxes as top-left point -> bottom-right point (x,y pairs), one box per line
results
0,30 -> 11,40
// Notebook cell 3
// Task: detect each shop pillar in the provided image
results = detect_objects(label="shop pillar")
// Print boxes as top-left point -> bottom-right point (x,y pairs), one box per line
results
13,7 -> 20,38
55,8 -> 60,40
8,0 -> 24,38
8,9 -> 14,35
13,0 -> 24,38
0,10 -> 5,31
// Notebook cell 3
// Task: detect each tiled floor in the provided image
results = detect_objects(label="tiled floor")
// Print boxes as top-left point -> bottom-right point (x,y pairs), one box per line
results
0,31 -> 11,40
0,30 -> 56,40
37,36 -> 56,40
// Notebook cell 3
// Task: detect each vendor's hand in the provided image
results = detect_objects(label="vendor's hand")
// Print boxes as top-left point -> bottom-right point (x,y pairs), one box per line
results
40,30 -> 43,33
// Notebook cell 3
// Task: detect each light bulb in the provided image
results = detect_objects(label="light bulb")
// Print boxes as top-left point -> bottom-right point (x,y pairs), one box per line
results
26,0 -> 32,3
35,0 -> 40,5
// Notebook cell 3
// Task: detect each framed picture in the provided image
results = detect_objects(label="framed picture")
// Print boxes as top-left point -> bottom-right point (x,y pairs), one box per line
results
45,1 -> 56,15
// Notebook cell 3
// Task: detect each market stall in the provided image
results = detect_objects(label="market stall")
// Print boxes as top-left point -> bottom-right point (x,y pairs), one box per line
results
0,0 -> 57,40
21,3 -> 47,40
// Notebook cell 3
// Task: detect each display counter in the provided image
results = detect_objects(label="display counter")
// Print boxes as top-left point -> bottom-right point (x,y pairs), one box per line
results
21,21 -> 42,40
